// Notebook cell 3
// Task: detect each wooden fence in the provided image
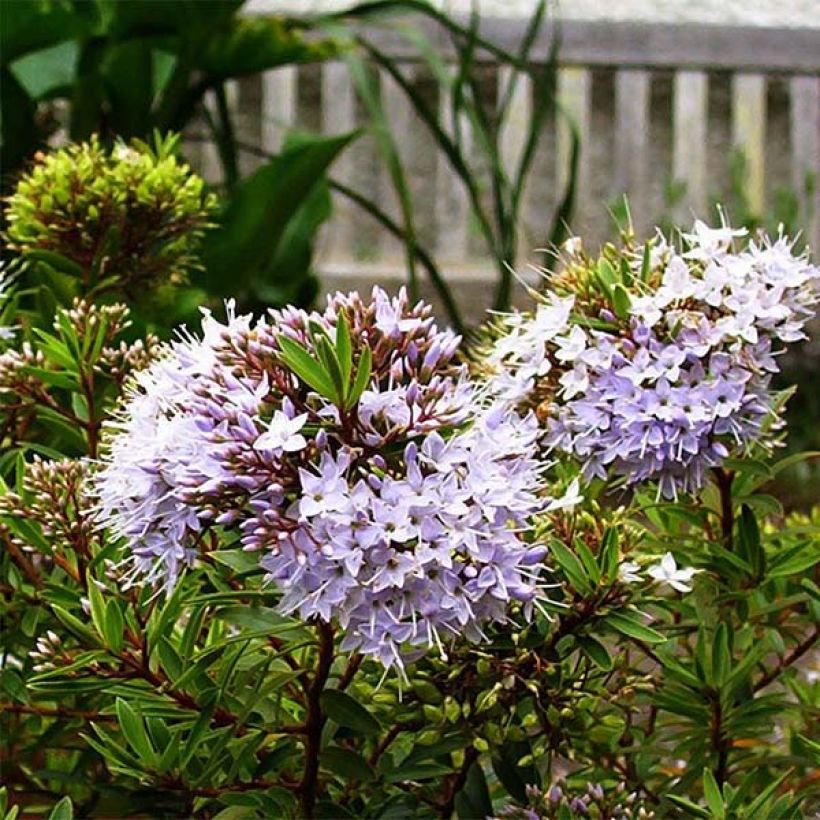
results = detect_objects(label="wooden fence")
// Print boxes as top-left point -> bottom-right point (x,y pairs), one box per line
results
186,15 -> 820,319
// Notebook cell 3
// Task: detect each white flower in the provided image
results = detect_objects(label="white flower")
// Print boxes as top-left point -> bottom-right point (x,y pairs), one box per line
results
647,552 -> 699,593
618,561 -> 642,585
554,325 -> 587,362
545,478 -> 584,511
254,411 -> 308,455
559,363 -> 589,399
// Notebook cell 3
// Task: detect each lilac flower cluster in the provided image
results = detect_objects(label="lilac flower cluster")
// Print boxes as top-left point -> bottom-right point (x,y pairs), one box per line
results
486,222 -> 819,498
93,288 -> 553,668
493,780 -> 654,820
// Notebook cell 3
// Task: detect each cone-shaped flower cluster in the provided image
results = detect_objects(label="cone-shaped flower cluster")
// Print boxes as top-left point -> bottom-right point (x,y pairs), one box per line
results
485,222 -> 819,498
93,288 -> 550,667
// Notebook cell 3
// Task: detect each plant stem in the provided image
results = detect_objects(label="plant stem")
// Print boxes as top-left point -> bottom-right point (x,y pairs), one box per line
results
713,467 -> 735,551
299,621 -> 335,819
710,698 -> 730,786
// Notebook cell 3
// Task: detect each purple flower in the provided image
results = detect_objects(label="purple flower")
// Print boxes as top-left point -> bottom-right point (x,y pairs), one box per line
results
487,220 -> 819,498
92,288 -> 555,669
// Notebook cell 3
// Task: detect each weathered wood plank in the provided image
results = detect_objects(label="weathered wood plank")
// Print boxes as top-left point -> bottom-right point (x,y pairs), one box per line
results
379,65 -> 417,258
261,66 -> 297,155
435,69 -> 472,262
243,7 -> 820,74
672,70 -> 709,220
497,65 -> 534,254
732,73 -> 767,218
321,62 -> 357,258
790,75 -> 820,255
557,66 -> 591,231
614,69 -> 651,233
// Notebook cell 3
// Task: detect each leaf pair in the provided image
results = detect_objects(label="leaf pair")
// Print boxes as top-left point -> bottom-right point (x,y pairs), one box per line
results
277,313 -> 372,411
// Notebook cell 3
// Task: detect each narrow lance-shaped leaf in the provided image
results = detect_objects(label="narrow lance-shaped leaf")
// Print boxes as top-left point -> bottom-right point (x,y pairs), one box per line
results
346,345 -> 372,410
315,335 -> 345,403
277,335 -> 336,400
115,698 -> 156,765
335,311 -> 352,385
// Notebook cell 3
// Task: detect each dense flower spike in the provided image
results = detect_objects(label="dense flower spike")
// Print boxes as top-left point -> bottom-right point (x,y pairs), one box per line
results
484,221 -> 819,498
92,288 -> 551,667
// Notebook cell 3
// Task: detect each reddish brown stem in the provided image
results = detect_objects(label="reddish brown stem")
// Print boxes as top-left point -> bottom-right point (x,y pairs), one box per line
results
299,621 -> 335,819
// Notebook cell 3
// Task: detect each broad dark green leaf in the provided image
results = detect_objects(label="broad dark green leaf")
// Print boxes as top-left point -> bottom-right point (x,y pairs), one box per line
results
320,689 -> 380,736
202,133 -> 357,295
578,635 -> 612,670
115,698 -> 156,765
321,745 -> 374,783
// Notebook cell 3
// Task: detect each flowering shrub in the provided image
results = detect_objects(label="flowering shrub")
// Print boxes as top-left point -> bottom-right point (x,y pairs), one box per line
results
93,288 -> 553,668
4,134 -> 216,298
1,142 -> 818,820
483,222 -> 819,498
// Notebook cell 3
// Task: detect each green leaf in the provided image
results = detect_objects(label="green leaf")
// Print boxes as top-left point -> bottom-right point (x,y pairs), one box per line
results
202,133 -> 357,296
456,761 -> 493,820
578,635 -> 612,670
712,623 -> 731,687
702,768 -> 725,818
315,335 -> 345,402
593,258 -> 616,299
47,796 -> 73,820
9,40 -> 78,100
104,599 -> 125,653
611,282 -> 632,320
384,762 -> 455,783
738,505 -> 765,578
574,540 -> 601,586
86,573 -> 105,638
548,540 -> 592,595
335,312 -> 353,386
321,745 -> 374,783
24,249 -> 87,280
743,772 -> 789,816
768,542 -> 819,578
320,689 -> 380,736
277,335 -> 336,400
115,698 -> 156,766
604,609 -> 666,644
599,527 -> 620,582
666,795 -> 709,817
345,345 -> 372,410
52,605 -> 100,647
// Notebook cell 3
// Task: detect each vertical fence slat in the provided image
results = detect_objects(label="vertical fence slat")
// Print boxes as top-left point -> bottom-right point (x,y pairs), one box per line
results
435,70 -> 472,262
557,67 -> 591,231
261,66 -> 297,155
321,62 -> 357,259
379,66 -> 416,258
614,69 -> 651,233
672,70 -> 709,220
732,73 -> 767,217
498,65 -> 534,255
200,81 -> 240,186
790,75 -> 820,255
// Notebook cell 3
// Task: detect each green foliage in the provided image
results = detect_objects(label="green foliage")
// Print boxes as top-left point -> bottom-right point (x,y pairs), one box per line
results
5,134 -> 216,301
0,0 -> 335,175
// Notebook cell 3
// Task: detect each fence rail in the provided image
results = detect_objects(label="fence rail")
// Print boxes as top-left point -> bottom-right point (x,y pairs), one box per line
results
187,14 -> 820,320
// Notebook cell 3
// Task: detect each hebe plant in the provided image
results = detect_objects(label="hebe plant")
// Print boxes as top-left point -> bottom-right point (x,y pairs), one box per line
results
1,141 -> 818,820
4,134 -> 216,301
